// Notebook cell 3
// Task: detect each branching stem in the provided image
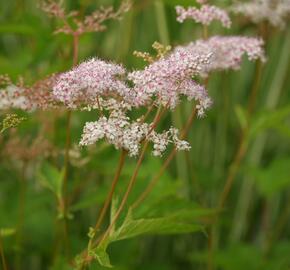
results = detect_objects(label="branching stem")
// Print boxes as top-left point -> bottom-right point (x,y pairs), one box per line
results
87,150 -> 127,249
98,105 -> 164,245
131,108 -> 197,209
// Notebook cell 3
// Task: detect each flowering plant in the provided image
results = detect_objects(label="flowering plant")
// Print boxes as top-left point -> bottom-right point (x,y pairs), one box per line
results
1,0 -> 290,269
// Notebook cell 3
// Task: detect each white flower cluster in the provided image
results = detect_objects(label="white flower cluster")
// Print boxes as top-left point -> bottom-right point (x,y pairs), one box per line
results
231,0 -> 290,28
80,109 -> 190,157
80,116 -> 146,157
0,85 -> 29,111
149,127 -> 191,157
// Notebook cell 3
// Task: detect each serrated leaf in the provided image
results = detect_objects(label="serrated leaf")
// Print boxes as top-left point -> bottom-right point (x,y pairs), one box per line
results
38,162 -> 64,199
94,204 -> 209,268
111,209 -> 203,241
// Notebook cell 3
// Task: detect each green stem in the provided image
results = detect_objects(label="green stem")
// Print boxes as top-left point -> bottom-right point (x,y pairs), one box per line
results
87,150 -> 127,249
63,110 -> 72,207
0,234 -> 8,270
60,32 -> 80,258
155,0 -> 190,197
60,109 -> 71,256
208,43 -> 264,270
217,133 -> 247,209
230,29 -> 290,242
98,105 -> 164,245
131,108 -> 197,209
217,59 -> 263,210
15,162 -> 27,270
78,105 -> 167,267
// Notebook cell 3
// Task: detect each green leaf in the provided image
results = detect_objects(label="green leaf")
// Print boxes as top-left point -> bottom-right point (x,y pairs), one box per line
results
94,205 -> 209,268
0,228 -> 16,237
111,208 -> 203,241
252,158 -> 290,198
93,247 -> 113,268
249,105 -> 290,138
38,162 -> 64,199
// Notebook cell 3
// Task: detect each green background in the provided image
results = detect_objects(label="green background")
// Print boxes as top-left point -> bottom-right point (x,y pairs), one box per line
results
1,0 -> 290,269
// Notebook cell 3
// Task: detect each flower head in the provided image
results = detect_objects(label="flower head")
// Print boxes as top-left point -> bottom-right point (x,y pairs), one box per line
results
128,45 -> 212,115
176,4 -> 231,28
176,36 -> 265,76
0,74 -> 58,111
41,0 -> 131,35
80,111 -> 191,157
0,85 -> 28,111
53,58 -> 133,108
231,0 -> 290,28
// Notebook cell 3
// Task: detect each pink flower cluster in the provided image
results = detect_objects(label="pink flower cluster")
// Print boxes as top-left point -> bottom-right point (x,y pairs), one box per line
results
175,36 -> 265,76
53,58 -> 132,108
53,52 -> 213,116
232,0 -> 290,28
128,46 -> 212,113
176,4 -> 231,28
0,75 -> 58,111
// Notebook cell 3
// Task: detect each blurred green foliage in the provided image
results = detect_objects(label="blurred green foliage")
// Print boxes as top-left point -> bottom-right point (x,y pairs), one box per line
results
1,0 -> 290,269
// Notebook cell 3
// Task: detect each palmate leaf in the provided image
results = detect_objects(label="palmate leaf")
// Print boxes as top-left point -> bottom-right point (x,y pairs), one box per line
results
94,205 -> 210,268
